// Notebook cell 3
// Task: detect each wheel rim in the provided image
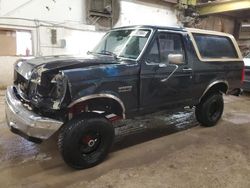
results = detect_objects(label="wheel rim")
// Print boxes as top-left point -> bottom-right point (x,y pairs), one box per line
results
79,132 -> 101,155
208,100 -> 221,121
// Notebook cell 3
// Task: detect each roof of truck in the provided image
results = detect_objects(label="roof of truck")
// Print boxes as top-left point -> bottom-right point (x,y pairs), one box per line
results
113,25 -> 232,37
112,25 -> 242,61
113,25 -> 185,32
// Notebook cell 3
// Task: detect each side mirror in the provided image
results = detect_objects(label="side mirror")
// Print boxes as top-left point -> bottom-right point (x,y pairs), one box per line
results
168,54 -> 184,65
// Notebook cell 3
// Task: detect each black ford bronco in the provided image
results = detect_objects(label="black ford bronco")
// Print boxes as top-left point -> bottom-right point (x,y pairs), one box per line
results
5,25 -> 244,169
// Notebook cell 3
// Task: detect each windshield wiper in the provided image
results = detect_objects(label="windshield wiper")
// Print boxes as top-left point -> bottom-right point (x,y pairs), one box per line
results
100,50 -> 118,59
88,50 -> 118,60
87,51 -> 96,55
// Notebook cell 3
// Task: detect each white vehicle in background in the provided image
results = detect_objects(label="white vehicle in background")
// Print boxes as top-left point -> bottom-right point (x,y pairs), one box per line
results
243,53 -> 250,92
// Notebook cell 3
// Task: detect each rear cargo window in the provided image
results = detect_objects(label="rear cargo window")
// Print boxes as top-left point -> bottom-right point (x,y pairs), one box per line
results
193,33 -> 238,59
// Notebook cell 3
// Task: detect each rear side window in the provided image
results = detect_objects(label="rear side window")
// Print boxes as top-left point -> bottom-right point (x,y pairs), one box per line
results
193,34 -> 238,59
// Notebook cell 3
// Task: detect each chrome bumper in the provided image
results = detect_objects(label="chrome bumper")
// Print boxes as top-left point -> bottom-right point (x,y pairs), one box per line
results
5,86 -> 63,140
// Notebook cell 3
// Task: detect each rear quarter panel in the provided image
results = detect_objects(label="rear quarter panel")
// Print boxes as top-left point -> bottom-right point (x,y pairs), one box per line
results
185,32 -> 244,103
192,59 -> 243,101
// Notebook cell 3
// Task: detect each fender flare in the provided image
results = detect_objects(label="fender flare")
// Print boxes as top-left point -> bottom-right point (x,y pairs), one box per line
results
68,94 -> 126,119
199,80 -> 229,102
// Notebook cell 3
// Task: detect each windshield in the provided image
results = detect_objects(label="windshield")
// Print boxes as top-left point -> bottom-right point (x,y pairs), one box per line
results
92,29 -> 151,60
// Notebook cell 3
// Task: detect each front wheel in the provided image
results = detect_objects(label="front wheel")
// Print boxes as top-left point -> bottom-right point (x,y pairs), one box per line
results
58,115 -> 114,169
195,93 -> 224,127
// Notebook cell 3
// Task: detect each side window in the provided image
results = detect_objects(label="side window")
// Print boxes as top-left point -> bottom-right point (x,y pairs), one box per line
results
193,34 -> 238,59
146,32 -> 185,64
146,39 -> 160,63
158,33 -> 185,64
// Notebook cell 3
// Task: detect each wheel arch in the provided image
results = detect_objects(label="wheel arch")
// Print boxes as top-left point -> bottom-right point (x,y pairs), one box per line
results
68,94 -> 126,119
199,80 -> 229,102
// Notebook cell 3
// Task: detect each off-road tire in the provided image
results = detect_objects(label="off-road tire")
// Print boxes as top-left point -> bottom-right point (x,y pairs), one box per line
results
195,92 -> 224,127
58,114 -> 114,169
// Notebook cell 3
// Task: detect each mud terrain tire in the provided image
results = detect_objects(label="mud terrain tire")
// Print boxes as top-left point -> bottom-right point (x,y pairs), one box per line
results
58,115 -> 114,169
195,93 -> 224,127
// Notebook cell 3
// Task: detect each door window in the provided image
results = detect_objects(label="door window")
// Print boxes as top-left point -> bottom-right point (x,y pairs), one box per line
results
146,32 -> 185,64
146,39 -> 160,63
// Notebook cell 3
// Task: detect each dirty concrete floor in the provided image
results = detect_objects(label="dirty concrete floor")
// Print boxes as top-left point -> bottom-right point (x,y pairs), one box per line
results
0,91 -> 249,188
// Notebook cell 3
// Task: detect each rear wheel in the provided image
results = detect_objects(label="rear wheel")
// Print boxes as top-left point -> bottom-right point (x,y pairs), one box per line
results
195,92 -> 224,127
58,115 -> 114,169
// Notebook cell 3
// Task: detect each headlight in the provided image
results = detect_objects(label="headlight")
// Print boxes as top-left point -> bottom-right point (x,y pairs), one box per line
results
50,73 -> 67,100
31,77 -> 41,85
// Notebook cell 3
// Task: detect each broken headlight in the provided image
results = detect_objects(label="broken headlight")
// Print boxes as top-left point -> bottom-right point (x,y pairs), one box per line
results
31,66 -> 44,85
50,73 -> 67,101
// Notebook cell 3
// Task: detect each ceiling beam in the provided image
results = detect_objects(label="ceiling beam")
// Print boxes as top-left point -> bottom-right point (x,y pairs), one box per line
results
197,0 -> 250,16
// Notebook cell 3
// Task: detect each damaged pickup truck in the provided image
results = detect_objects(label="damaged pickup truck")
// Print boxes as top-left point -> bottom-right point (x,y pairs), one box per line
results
5,25 -> 244,169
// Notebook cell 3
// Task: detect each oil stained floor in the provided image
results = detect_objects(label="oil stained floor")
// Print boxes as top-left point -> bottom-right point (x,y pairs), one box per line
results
0,91 -> 249,188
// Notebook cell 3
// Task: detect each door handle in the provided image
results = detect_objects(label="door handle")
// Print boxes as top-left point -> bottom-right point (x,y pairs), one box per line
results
159,63 -> 167,68
182,68 -> 192,72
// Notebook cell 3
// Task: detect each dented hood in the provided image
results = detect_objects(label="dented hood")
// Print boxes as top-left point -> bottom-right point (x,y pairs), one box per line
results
15,55 -> 118,79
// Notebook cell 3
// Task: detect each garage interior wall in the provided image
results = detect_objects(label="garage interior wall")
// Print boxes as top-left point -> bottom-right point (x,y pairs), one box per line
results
0,0 -> 178,86
196,15 -> 235,35
116,0 -> 178,27
237,19 -> 250,56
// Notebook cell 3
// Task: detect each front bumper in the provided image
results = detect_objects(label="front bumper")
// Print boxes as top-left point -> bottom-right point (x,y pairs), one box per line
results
5,86 -> 63,141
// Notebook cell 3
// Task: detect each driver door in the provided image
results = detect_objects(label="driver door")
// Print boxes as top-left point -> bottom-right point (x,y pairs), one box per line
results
140,31 -> 193,109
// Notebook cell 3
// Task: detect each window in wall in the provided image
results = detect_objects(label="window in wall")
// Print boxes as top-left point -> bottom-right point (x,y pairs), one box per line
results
193,33 -> 238,59
90,0 -> 112,14
0,29 -> 32,56
0,30 -> 16,56
16,30 -> 33,56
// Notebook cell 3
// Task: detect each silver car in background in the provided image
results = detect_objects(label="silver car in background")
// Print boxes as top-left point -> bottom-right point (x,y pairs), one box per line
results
243,53 -> 250,92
